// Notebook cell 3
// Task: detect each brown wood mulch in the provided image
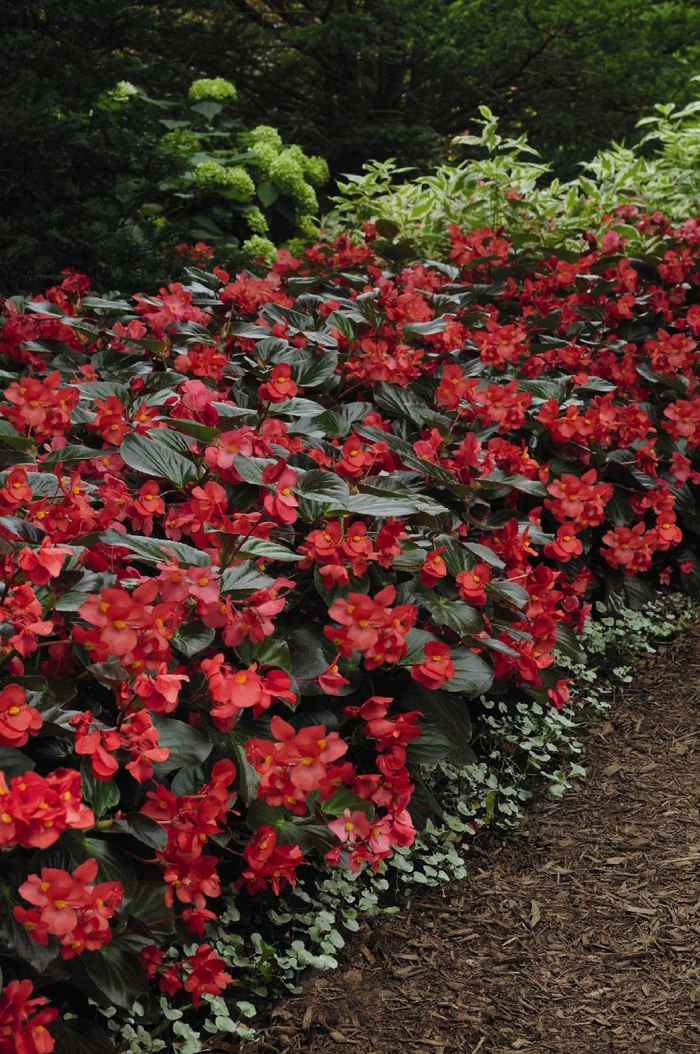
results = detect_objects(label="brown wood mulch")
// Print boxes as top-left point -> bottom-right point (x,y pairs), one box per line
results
245,621 -> 700,1054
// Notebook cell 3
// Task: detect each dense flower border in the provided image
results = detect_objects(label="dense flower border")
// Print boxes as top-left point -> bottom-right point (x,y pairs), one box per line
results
1,212 -> 700,1051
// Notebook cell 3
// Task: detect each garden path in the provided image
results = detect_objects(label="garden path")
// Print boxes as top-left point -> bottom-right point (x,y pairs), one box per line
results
250,622 -> 700,1054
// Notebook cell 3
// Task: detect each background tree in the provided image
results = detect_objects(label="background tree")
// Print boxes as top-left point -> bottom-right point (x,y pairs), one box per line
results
1,0 -> 699,291
155,0 -> 700,174
0,1 -> 168,291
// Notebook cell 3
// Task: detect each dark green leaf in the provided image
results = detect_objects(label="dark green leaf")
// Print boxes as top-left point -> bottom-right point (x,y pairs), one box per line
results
235,636 -> 292,671
42,445 -> 100,466
237,537 -> 303,563
190,99 -> 222,120
229,729 -> 260,807
157,417 -> 218,442
55,1018 -> 117,1054
81,761 -> 120,819
624,574 -> 657,611
228,321 -> 274,340
403,687 -> 476,766
245,800 -> 333,852
480,469 -> 547,496
76,381 -> 130,403
0,746 -> 35,776
402,627 -> 438,665
288,625 -> 336,683
74,837 -> 138,896
275,397 -> 326,417
112,813 -> 168,851
463,542 -> 505,569
86,662 -> 130,689
169,764 -> 206,796
488,581 -> 529,609
517,378 -> 569,400
82,296 -> 132,310
68,944 -> 148,1009
315,403 -> 374,436
577,376 -> 618,394
0,517 -> 44,543
401,317 -> 449,338
99,529 -> 210,567
0,420 -> 35,452
119,434 -> 198,488
294,469 -> 350,506
256,337 -> 292,361
605,486 -> 634,527
232,455 -> 276,485
321,786 -> 374,817
554,621 -> 586,664
345,493 -> 449,517
373,382 -> 451,429
150,714 -> 213,772
405,724 -> 457,765
374,218 -> 401,240
444,647 -> 494,696
636,362 -> 689,394
257,180 -> 279,207
220,561 -> 275,594
171,620 -> 215,658
122,882 -> 175,939
415,589 -> 485,637
292,350 -> 339,388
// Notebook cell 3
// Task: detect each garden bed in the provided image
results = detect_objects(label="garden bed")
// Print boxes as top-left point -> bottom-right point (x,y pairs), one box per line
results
2,209 -> 700,1052
256,622 -> 700,1054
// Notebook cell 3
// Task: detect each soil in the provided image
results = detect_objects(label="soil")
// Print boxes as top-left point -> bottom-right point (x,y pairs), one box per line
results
244,621 -> 700,1054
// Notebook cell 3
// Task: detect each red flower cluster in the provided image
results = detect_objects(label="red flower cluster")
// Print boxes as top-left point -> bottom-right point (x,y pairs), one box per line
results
70,709 -> 169,782
325,585 -> 418,669
140,942 -> 233,1007
77,580 -> 170,662
236,825 -> 306,895
0,768 -> 93,849
2,371 -> 79,441
200,653 -> 296,729
1,205 -> 700,1031
300,519 -> 407,584
0,980 -> 58,1054
455,562 -> 491,605
335,694 -> 419,870
142,760 -> 237,927
258,362 -> 299,403
246,715 -> 350,813
326,807 -> 415,874
14,858 -> 123,959
0,685 -> 42,747
411,641 -> 456,690
134,282 -> 210,338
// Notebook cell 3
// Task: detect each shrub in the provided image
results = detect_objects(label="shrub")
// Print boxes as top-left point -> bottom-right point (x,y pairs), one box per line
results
0,74 -> 328,295
117,79 -> 329,267
327,86 -> 700,260
0,210 -> 699,1049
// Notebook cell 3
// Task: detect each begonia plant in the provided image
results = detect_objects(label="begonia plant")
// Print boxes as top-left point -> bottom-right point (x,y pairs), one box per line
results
0,209 -> 699,1049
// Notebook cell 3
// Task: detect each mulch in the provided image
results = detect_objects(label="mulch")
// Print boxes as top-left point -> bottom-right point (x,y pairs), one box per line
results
246,622 -> 700,1054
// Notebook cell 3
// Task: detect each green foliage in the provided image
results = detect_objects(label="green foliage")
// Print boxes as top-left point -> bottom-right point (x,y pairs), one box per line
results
4,0 -> 700,293
142,0 -> 700,178
326,88 -> 700,259
119,81 -> 327,266
0,9 -> 327,294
